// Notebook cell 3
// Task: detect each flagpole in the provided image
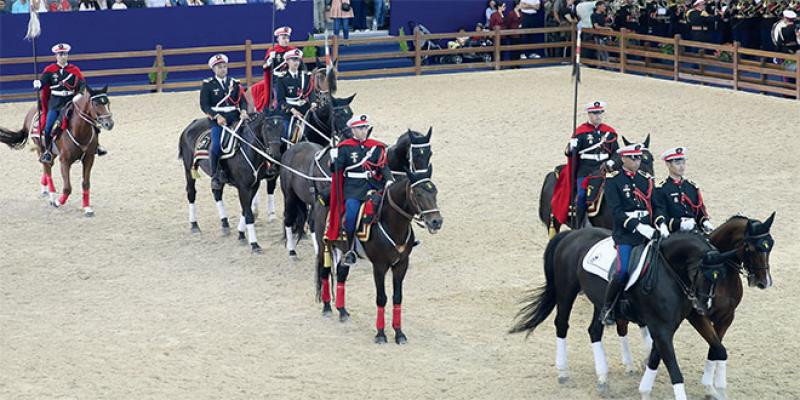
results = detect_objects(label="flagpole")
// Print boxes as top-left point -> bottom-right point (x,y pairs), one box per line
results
25,7 -> 42,119
570,24 -> 582,229
268,0 -> 277,111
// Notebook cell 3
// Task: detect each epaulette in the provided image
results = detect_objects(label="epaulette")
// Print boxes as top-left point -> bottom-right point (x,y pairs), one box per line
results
686,179 -> 699,189
638,170 -> 652,179
203,77 -> 213,83
658,178 -> 668,187
606,170 -> 619,178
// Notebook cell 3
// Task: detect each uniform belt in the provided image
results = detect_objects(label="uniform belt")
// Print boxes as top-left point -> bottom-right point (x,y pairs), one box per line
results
580,153 -> 609,161
287,98 -> 307,106
691,27 -> 709,31
211,106 -> 237,113
346,171 -> 370,179
625,210 -> 650,218
50,90 -> 74,97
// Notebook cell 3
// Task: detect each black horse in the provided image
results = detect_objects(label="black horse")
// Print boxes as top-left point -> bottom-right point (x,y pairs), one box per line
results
538,135 -> 655,237
314,170 -> 443,344
510,229 -> 734,399
387,127 -> 434,175
178,112 -> 283,253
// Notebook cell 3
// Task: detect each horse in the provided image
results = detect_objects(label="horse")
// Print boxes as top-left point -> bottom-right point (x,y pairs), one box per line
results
177,111 -> 283,253
314,169 -> 443,344
509,229 -> 735,399
538,135 -> 654,237
387,127 -> 434,176
0,86 -> 114,216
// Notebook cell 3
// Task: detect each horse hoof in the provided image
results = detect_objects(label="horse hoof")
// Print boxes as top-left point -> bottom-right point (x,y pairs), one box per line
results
557,376 -> 570,385
251,243 -> 262,254
338,308 -> 350,323
238,232 -> 246,243
191,222 -> 201,234
221,218 -> 231,236
640,391 -> 652,400
375,330 -> 388,344
625,366 -> 638,376
713,388 -> 727,400
394,330 -> 408,345
596,381 -> 609,397
39,191 -> 48,198
289,250 -> 298,261
322,303 -> 332,318
84,209 -> 95,218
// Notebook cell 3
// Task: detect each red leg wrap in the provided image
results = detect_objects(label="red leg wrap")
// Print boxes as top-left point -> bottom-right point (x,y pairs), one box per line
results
58,193 -> 69,205
335,282 -> 345,309
40,173 -> 47,186
321,278 -> 331,303
82,191 -> 90,208
46,175 -> 55,192
392,304 -> 402,329
376,306 -> 385,330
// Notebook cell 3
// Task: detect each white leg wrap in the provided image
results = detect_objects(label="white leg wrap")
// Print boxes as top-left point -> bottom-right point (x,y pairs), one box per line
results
49,192 -> 57,204
246,223 -> 257,244
620,335 -> 634,368
267,194 -> 276,213
215,200 -> 227,219
555,337 -> 568,371
312,235 -> 320,255
639,367 -> 658,394
238,215 -> 246,233
591,341 -> 609,382
251,191 -> 261,209
640,326 -> 653,355
189,203 -> 198,223
285,226 -> 297,251
40,185 -> 48,195
701,359 -> 716,386
714,360 -> 727,389
673,383 -> 687,400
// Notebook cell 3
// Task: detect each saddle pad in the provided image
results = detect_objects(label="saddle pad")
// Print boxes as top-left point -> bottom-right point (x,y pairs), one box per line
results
582,237 -> 652,291
192,128 -> 238,170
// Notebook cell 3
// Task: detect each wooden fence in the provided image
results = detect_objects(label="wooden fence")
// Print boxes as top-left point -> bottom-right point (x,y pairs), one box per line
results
1,25 -> 798,101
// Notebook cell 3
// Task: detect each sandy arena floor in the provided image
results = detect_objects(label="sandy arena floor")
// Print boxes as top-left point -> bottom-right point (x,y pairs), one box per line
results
1,67 -> 799,400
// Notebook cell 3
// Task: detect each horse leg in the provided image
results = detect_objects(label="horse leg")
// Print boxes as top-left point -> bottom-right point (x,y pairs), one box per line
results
185,168 -> 201,233
54,158 -> 72,207
553,284 -> 580,384
43,162 -> 56,203
80,154 -> 95,217
212,188 -> 231,236
237,187 -> 261,254
39,170 -> 48,197
391,259 -> 409,345
588,307 -> 610,395
266,177 -> 277,221
616,320 -> 637,375
687,313 -> 728,400
639,345 -> 662,400
335,259 -> 351,322
283,192 -> 300,260
710,313 -> 736,400
250,184 -> 261,219
648,325 -> 687,400
373,264 -> 389,344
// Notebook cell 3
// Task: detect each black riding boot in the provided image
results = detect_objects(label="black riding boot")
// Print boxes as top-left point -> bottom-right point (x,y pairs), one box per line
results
343,233 -> 357,266
600,274 -> 626,325
210,158 -> 224,190
40,129 -> 58,164
575,204 -> 587,229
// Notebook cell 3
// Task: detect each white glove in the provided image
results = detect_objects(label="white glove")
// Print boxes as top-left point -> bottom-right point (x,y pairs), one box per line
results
635,224 -> 656,240
702,220 -> 715,232
680,217 -> 696,231
568,138 -> 578,151
597,153 -> 609,161
329,148 -> 338,160
658,223 -> 670,238
605,159 -> 615,169
71,93 -> 83,104
33,80 -> 42,90
265,52 -> 276,68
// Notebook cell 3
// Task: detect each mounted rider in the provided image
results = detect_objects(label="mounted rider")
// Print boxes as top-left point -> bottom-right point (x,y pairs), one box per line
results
567,101 -> 620,227
200,53 -> 249,190
260,26 -> 298,111
34,43 -> 87,165
275,48 -> 314,141
326,115 -> 394,267
654,147 -> 714,233
600,143 -> 669,325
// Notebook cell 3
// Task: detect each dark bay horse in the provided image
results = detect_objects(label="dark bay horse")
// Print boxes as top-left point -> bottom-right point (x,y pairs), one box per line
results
510,229 -> 734,398
0,86 -> 114,216
314,170 -> 443,344
178,112 -> 283,253
538,135 -> 654,237
387,127 -> 433,177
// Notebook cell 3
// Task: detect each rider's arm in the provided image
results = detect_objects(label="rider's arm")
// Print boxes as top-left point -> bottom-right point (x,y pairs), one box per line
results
199,82 -> 215,119
332,145 -> 346,172
606,178 -> 639,232
275,79 -> 290,114
652,183 -> 668,229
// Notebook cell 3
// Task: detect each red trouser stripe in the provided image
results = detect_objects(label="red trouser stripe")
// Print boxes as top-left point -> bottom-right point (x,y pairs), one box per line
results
321,278 -> 331,303
376,306 -> 385,330
335,282 -> 345,309
392,304 -> 402,329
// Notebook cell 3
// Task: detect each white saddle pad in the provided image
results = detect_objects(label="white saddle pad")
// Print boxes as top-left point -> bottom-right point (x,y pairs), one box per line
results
582,237 -> 652,291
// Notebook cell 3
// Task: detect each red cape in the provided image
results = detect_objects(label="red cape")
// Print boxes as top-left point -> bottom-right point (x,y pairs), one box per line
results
325,138 -> 386,241
38,63 -> 84,132
260,45 -> 297,111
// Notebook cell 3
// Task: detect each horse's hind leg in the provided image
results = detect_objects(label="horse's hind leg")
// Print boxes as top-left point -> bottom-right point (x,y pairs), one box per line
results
390,259 -> 409,345
588,306 -> 610,395
373,264 -> 389,344
616,320 -> 637,375
185,168 -> 201,233
687,313 -> 728,400
80,154 -> 95,217
266,177 -> 278,221
639,345 -> 662,400
553,284 -> 580,384
237,187 -> 261,254
43,163 -> 56,203
212,188 -> 231,236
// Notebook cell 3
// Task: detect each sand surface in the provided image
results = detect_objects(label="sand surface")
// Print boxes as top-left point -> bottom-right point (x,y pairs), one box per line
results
1,67 -> 799,400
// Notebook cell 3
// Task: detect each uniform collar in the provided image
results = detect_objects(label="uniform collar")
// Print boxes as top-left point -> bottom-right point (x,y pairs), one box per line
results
215,75 -> 227,87
670,175 -> 683,185
288,69 -> 299,78
622,168 -> 636,177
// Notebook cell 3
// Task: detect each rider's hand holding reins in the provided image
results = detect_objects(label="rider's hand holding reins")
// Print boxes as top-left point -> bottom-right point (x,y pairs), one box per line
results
215,115 -> 227,126
240,110 -> 249,120
636,224 -> 656,240
658,223 -> 670,238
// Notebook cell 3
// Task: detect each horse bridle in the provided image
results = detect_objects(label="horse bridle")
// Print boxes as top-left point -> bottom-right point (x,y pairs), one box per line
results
408,142 -> 431,174
79,93 -> 113,129
386,178 -> 440,226
731,231 -> 773,276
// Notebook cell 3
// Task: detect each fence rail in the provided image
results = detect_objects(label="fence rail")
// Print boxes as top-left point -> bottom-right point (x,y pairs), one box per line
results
1,25 -> 798,102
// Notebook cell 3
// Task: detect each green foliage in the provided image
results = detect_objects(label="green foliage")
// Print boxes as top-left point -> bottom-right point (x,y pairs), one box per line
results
303,34 -> 318,59
148,59 -> 168,85
398,27 -> 410,52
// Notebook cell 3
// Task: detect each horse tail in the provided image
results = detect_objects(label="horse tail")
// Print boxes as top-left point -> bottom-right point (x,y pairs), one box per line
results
509,230 -> 570,336
0,126 -> 29,150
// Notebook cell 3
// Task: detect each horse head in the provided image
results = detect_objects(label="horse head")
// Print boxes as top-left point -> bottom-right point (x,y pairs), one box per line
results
620,134 -> 654,175
405,127 -> 433,174
741,212 -> 776,289
329,93 -> 355,138
87,85 -> 114,131
406,166 -> 443,234
252,111 -> 284,177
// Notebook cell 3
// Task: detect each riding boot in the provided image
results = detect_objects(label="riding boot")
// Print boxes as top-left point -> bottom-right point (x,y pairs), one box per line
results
343,233 -> 357,266
40,129 -> 56,164
600,274 -> 626,325
575,204 -> 587,229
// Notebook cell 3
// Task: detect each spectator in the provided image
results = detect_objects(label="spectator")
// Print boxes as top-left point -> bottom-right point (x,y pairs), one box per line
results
78,0 -> 100,9
507,0 -> 524,59
576,0 -> 595,29
111,0 -> 126,8
184,0 -> 202,4
314,0 -> 326,32
11,0 -> 29,13
485,0 -> 497,26
520,0 -> 544,58
373,0 -> 385,30
489,1 -> 506,30
591,0 -> 611,62
329,0 -> 354,40
49,0 -> 72,10
146,0 -> 172,6
352,0 -> 367,31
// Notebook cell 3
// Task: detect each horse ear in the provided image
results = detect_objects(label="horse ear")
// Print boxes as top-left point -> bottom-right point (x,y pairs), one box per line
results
426,126 -> 433,139
643,134 -> 651,149
621,135 -> 631,146
344,93 -> 356,104
763,212 -> 776,230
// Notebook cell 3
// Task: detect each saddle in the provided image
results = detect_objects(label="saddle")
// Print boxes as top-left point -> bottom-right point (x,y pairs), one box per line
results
582,237 -> 653,291
191,126 -> 240,174
30,104 -> 73,142
583,175 -> 605,217
355,191 -> 383,241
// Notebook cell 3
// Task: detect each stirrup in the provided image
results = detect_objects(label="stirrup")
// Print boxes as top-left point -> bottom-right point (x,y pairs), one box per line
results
343,250 -> 357,266
600,306 -> 616,326
40,151 -> 53,164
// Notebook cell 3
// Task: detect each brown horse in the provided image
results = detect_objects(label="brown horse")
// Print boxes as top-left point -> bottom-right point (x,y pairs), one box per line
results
0,86 -> 114,216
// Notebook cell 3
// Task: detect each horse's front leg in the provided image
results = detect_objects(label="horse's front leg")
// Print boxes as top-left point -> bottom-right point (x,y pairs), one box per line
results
615,320 -> 638,375
237,186 -> 261,254
81,154 -> 95,216
391,259 -> 410,345
212,187 -> 231,236
373,263 -> 389,344
54,157 -> 73,207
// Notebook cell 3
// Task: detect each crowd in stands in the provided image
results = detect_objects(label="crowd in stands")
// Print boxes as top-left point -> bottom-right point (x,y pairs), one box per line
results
2,0 -> 303,13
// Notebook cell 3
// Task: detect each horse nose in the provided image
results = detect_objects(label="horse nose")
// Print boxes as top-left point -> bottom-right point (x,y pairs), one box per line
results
431,217 -> 443,230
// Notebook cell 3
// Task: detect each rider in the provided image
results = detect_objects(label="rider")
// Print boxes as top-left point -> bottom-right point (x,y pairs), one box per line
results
567,101 -> 620,227
327,115 -> 394,266
654,147 -> 714,233
275,48 -> 313,140
600,143 -> 669,325
34,43 -> 87,165
200,53 -> 249,190
262,26 -> 298,110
